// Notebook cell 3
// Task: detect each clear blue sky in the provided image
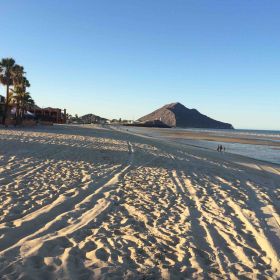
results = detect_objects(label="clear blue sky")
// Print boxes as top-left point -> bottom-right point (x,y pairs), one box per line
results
1,1 -> 279,129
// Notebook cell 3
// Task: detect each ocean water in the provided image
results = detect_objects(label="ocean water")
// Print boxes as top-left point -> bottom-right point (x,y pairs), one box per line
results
181,128 -> 280,142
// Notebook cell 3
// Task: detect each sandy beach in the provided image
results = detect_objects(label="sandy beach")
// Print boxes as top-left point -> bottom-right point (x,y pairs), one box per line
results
0,124 -> 279,279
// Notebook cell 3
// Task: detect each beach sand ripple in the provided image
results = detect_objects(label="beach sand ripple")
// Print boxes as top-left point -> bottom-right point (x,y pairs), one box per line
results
0,125 -> 279,279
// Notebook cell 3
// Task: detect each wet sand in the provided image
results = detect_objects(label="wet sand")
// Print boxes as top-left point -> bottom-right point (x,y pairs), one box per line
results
126,127 -> 280,147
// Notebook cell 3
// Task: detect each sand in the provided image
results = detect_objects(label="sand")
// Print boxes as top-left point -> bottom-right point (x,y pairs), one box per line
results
0,124 -> 279,279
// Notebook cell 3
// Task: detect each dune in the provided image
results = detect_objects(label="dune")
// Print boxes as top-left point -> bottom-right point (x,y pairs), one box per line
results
0,124 -> 279,279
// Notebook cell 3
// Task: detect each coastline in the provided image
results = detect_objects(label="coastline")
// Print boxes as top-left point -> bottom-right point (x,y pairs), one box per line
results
0,124 -> 279,279
119,126 -> 280,146
118,126 -> 280,165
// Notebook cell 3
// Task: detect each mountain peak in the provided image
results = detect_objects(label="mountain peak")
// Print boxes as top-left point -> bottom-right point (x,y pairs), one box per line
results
138,102 -> 234,129
164,102 -> 185,109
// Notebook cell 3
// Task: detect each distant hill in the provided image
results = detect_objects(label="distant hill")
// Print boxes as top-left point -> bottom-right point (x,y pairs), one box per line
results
125,119 -> 171,128
80,114 -> 108,124
138,102 -> 234,129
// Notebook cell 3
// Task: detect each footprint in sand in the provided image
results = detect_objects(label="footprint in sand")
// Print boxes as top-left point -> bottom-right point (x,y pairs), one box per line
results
25,255 -> 44,269
95,248 -> 109,262
82,240 -> 97,252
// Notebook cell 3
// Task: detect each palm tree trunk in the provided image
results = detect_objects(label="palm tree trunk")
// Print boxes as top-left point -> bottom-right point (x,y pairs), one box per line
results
16,102 -> 20,125
2,84 -> 9,126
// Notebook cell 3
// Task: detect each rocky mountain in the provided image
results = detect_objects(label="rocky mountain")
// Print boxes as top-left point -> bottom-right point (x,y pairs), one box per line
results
125,119 -> 171,128
80,114 -> 108,124
138,102 -> 234,129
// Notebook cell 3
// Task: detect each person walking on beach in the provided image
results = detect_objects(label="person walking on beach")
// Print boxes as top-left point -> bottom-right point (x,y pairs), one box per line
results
217,145 -> 226,152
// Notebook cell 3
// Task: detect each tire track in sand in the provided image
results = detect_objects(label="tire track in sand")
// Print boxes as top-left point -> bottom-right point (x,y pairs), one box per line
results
0,141 -> 135,257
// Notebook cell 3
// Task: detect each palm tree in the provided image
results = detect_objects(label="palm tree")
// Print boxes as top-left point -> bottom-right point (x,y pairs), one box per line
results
11,64 -> 25,87
22,92 -> 35,113
10,65 -> 27,124
0,58 -> 16,125
11,76 -> 32,124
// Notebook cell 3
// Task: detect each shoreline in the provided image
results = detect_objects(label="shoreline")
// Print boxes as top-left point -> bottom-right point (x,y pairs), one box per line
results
124,126 -> 280,146
117,125 -> 280,165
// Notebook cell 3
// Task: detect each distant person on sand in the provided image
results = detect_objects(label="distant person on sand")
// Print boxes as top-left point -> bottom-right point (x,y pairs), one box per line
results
217,145 -> 224,152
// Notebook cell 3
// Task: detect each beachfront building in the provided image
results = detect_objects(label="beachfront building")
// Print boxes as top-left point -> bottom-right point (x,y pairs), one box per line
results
0,95 -> 66,125
29,106 -> 67,124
